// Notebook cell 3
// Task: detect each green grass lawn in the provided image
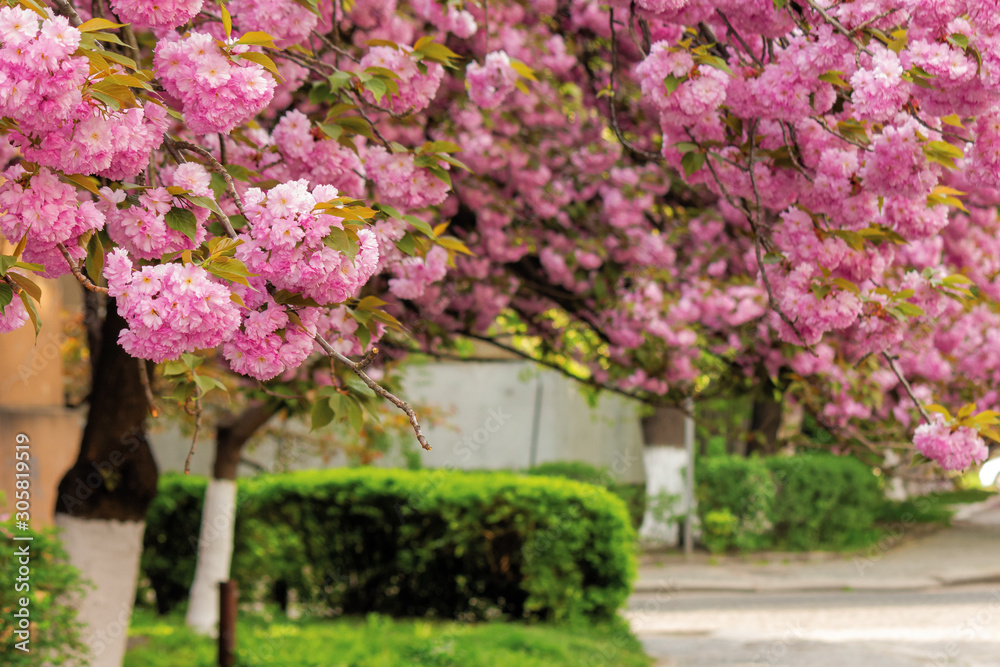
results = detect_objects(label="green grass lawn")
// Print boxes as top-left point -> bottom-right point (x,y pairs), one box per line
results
124,609 -> 652,667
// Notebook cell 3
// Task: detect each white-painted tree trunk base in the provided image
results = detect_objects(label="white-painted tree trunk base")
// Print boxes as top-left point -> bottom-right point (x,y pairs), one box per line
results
639,445 -> 688,547
185,478 -> 238,636
54,514 -> 145,667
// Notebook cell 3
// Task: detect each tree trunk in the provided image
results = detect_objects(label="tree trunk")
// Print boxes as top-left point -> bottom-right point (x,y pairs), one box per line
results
185,401 -> 277,635
54,304 -> 157,667
638,405 -> 688,547
747,374 -> 782,457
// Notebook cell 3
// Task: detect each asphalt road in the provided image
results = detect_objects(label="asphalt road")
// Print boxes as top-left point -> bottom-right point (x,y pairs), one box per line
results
626,585 -> 1000,666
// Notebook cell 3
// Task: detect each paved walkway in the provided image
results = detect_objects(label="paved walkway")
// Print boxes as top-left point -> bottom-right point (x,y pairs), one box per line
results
628,496 -> 1000,666
634,495 -> 1000,594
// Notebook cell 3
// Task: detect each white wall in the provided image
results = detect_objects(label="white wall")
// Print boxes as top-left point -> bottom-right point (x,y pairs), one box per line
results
148,360 -> 646,484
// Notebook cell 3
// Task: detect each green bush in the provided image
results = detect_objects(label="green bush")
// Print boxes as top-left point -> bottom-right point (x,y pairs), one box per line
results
526,461 -> 646,531
0,518 -> 87,666
695,455 -> 775,552
139,474 -> 206,614
695,453 -> 888,552
142,468 -> 635,624
766,454 -> 882,550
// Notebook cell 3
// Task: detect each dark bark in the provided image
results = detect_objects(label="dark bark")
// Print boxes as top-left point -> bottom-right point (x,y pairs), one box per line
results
55,303 -> 158,521
641,405 -> 686,448
213,401 -> 279,480
747,374 -> 782,457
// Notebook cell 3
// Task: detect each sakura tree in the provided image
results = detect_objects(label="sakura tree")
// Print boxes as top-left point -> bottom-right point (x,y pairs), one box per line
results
2,0 -> 1000,665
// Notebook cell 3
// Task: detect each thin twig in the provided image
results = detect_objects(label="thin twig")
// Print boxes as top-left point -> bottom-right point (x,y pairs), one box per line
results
345,90 -> 395,150
169,138 -> 244,236
883,351 -> 933,424
184,386 -> 203,474
58,243 -> 110,294
310,29 -> 358,63
607,10 -> 662,161
356,346 -> 379,370
313,333 -> 431,450
50,0 -> 82,26
715,9 -> 763,68
626,2 -> 649,57
138,359 -> 159,418
803,0 -> 873,56
746,119 -> 813,350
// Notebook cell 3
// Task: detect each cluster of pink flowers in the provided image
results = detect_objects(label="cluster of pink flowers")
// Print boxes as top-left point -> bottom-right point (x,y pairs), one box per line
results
98,164 -> 215,260
0,166 -> 105,278
223,298 -> 317,381
15,101 -> 168,180
636,43 -> 727,126
860,118 -> 938,198
0,293 -> 28,334
411,0 -> 477,37
105,248 -> 241,363
365,146 -> 450,209
357,46 -> 444,114
389,246 -> 449,300
913,414 -> 989,471
271,111 -> 366,197
0,9 -> 86,132
235,180 -> 380,305
230,0 -> 318,46
155,32 -> 275,134
466,51 -> 518,111
110,0 -> 204,30
850,46 -> 909,122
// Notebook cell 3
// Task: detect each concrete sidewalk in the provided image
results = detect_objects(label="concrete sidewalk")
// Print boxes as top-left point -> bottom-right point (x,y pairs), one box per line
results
635,495 -> 1000,594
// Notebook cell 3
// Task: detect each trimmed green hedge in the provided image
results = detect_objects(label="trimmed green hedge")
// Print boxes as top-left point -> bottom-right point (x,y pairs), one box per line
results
526,461 -> 646,531
695,456 -> 774,553
767,454 -> 882,550
140,468 -> 635,623
0,518 -> 86,666
695,453 -> 883,553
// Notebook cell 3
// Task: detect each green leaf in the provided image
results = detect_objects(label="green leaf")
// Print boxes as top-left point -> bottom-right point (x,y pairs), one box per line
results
364,78 -> 388,103
663,74 -> 681,94
893,302 -> 925,317
165,207 -> 198,243
18,291 -> 41,339
402,214 -> 436,238
310,397 -> 336,431
185,195 -> 226,219
356,295 -> 387,311
346,378 -> 377,398
322,227 -> 359,261
9,273 -> 41,303
86,233 -> 105,286
762,252 -> 784,265
236,31 -> 278,48
681,151 -> 705,177
947,33 -> 970,49
395,233 -> 416,256
193,374 -> 228,397
345,395 -> 364,430
818,70 -> 851,89
161,360 -> 187,376
221,3 -> 233,39
0,282 -> 12,314
419,140 -> 462,154
225,164 -> 253,181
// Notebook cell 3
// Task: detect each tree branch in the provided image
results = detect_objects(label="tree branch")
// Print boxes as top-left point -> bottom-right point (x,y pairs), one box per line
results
312,333 -> 431,450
